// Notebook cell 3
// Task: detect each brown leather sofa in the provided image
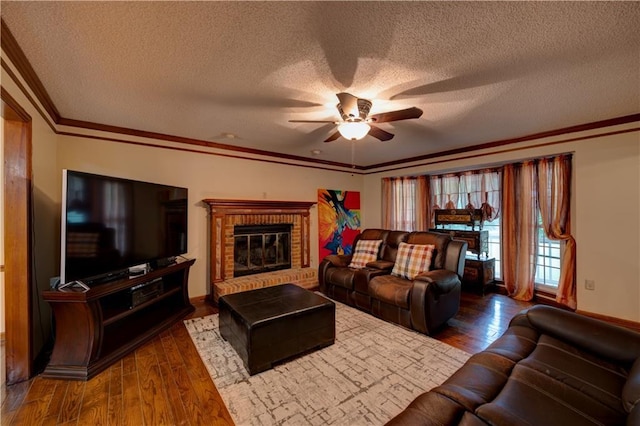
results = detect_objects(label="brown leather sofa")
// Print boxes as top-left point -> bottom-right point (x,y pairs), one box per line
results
387,305 -> 640,426
318,228 -> 468,335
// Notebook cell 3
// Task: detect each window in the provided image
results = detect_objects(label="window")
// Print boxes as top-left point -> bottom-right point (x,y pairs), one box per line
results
382,176 -> 428,231
385,167 -> 572,289
393,178 -> 418,231
432,212 -> 502,280
483,218 -> 501,280
535,213 -> 561,290
430,170 -> 502,280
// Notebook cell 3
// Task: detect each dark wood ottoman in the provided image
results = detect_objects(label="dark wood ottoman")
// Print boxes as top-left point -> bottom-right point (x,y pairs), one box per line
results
218,283 -> 336,375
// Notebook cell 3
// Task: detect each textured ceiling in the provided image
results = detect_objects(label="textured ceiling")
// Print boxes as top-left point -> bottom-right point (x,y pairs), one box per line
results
1,1 -> 639,167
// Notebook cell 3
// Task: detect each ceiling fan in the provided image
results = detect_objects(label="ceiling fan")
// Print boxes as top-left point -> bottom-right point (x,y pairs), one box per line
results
289,92 -> 423,142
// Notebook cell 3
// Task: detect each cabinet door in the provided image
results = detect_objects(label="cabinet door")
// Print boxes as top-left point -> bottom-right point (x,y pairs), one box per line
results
463,258 -> 495,294
463,265 -> 480,284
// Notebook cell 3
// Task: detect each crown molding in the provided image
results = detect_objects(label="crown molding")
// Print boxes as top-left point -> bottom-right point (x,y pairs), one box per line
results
1,86 -> 31,122
1,18 -> 60,124
363,113 -> 640,171
2,17 -> 638,174
56,116 -> 361,170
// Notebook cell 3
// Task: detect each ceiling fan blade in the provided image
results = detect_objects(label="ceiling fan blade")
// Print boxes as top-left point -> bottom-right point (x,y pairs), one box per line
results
323,131 -> 342,143
368,125 -> 394,141
289,120 -> 337,123
368,107 -> 423,123
336,92 -> 359,118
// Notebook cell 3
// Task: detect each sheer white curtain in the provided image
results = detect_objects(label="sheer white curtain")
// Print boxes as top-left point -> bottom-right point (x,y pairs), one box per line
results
459,169 -> 502,222
384,169 -> 502,231
382,176 -> 429,231
430,171 -> 501,226
430,174 -> 460,227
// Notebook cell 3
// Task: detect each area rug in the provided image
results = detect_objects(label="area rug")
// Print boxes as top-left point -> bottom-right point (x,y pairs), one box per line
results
184,300 -> 470,426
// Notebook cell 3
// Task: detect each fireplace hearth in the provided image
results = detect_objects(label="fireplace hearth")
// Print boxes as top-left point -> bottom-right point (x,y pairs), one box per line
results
234,224 -> 292,277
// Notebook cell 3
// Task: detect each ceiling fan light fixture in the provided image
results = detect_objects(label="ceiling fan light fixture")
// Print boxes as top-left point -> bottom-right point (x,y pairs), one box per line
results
289,92 -> 422,143
338,121 -> 370,140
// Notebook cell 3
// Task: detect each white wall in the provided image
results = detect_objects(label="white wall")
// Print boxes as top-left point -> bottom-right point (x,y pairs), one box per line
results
362,126 -> 640,322
575,132 -> 640,320
31,95 -> 59,359
57,135 -> 363,298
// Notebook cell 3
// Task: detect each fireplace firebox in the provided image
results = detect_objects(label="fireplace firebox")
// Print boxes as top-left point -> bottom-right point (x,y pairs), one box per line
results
233,224 -> 292,277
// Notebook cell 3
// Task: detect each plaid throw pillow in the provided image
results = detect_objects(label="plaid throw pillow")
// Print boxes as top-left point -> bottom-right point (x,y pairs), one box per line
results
391,242 -> 435,280
348,239 -> 383,269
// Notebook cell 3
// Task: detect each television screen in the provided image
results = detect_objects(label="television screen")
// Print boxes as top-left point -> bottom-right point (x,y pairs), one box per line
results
60,170 -> 188,284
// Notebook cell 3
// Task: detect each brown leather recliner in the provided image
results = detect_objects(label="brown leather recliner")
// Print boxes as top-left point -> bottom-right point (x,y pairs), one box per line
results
368,231 -> 467,335
318,228 -> 392,306
387,305 -> 640,425
318,229 -> 467,335
352,230 -> 409,312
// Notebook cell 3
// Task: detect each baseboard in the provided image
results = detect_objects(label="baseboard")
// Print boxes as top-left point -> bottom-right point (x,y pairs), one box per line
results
192,286 -> 637,333
576,310 -> 640,332
493,283 -> 508,295
190,295 -> 208,304
494,283 -> 640,330
533,292 -> 569,310
494,283 -> 640,331
492,283 -> 570,310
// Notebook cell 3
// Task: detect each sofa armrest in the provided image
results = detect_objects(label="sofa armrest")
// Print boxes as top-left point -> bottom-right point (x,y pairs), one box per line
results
366,260 -> 395,270
444,239 -> 468,277
324,254 -> 352,268
514,305 -> 640,365
623,358 -> 640,413
318,256 -> 351,292
410,273 -> 461,334
414,270 -> 460,293
627,404 -> 640,426
385,391 -> 467,426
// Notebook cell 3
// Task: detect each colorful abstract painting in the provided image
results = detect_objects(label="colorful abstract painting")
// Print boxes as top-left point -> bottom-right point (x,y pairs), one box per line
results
318,189 -> 361,260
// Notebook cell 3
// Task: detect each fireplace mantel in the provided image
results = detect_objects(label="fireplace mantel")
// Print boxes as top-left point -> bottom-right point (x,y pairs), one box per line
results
203,199 -> 316,213
202,199 -> 316,298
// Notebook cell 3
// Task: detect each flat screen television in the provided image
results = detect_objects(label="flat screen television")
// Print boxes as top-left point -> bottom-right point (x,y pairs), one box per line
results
60,170 -> 188,285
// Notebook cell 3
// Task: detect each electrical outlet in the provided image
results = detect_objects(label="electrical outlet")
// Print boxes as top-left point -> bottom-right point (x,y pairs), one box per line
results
585,279 -> 596,290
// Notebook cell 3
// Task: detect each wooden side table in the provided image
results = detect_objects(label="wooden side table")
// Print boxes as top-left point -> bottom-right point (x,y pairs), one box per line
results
463,257 -> 495,295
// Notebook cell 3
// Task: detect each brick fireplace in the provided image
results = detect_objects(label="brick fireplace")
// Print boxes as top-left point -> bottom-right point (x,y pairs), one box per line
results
233,223 -> 292,277
202,199 -> 316,301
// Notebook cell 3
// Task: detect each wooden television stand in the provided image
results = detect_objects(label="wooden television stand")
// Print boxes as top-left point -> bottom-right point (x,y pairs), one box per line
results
42,258 -> 195,380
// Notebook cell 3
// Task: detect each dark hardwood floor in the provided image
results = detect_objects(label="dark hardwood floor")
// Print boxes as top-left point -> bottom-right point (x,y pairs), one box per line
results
435,291 -> 533,353
2,291 -> 532,425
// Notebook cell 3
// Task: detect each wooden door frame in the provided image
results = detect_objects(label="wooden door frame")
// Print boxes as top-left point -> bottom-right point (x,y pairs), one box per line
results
1,86 -> 33,384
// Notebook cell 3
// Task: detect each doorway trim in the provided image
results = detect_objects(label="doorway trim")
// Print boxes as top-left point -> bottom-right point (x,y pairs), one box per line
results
1,86 -> 33,384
